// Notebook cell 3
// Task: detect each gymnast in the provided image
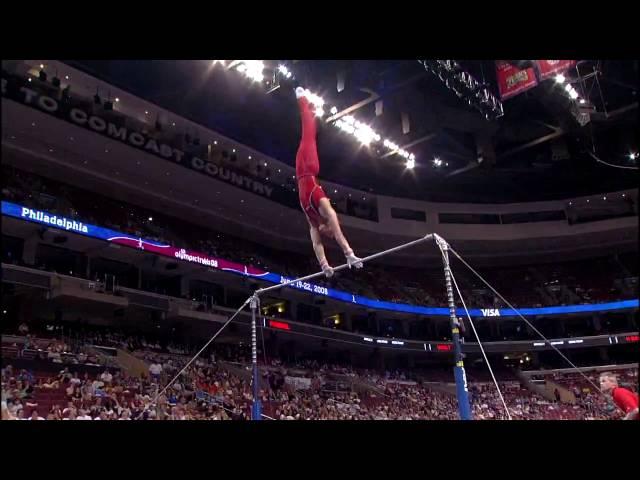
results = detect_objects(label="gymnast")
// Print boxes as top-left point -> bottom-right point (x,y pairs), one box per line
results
294,87 -> 363,278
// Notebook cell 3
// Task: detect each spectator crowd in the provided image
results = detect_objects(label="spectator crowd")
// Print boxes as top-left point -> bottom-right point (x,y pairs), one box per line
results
3,323 -> 635,421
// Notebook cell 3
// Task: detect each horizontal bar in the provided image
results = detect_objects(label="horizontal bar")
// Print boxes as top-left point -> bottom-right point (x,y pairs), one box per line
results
255,234 -> 435,297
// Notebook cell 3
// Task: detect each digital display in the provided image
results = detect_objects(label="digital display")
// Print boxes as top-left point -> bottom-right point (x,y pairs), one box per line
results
624,335 -> 639,343
268,320 -> 290,331
3,200 -> 638,319
279,276 -> 329,296
262,317 -> 637,353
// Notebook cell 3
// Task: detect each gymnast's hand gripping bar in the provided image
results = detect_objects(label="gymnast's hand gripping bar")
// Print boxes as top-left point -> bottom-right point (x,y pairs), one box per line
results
254,233 -> 437,297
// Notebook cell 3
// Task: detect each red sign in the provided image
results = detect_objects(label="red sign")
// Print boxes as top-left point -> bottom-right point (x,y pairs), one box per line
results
269,320 -> 290,331
496,61 -> 538,100
624,335 -> 639,343
436,344 -> 452,352
536,60 -> 577,80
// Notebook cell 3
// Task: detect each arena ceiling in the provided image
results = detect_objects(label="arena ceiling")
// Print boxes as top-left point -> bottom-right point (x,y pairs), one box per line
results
60,60 -> 639,203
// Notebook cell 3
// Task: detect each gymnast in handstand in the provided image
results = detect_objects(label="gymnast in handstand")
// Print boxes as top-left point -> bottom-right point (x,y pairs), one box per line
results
294,87 -> 363,278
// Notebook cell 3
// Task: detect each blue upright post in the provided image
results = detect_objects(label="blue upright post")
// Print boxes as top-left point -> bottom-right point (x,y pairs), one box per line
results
436,235 -> 473,420
250,295 -> 262,420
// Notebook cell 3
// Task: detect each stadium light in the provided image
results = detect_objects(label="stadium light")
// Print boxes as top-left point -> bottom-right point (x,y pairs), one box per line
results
555,73 -> 566,84
244,60 -> 265,82
219,60 -> 417,166
278,65 -> 292,79
406,159 -> 416,169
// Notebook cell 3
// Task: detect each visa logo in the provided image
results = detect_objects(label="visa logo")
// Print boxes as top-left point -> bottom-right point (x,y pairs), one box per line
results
481,309 -> 501,317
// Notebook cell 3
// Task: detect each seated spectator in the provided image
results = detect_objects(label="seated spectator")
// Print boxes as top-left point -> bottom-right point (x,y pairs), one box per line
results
38,377 -> 60,390
94,411 -> 109,421
49,405 -> 63,420
17,369 -> 34,384
6,399 -> 22,417
58,368 -> 72,383
91,377 -> 105,390
100,370 -> 113,385
70,372 -> 82,387
75,409 -> 91,420
62,401 -> 76,416
29,410 -> 45,420
149,361 -> 163,383
65,382 -> 76,398
2,400 -> 16,420
64,410 -> 78,420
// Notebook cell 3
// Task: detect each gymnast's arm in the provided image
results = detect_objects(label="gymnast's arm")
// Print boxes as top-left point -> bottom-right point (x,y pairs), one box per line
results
309,225 -> 333,277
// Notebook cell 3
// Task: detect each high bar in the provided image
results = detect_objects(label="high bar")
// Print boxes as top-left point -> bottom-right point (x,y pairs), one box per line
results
254,233 -> 435,297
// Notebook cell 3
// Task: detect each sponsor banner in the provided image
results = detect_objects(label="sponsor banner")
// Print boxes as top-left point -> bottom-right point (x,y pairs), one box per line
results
495,61 -> 538,100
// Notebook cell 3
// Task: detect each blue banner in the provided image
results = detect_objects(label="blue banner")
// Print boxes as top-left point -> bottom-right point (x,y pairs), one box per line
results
3,201 -> 638,318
